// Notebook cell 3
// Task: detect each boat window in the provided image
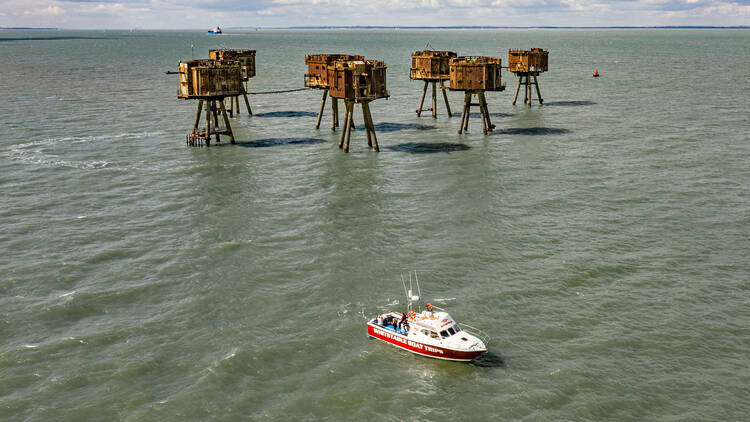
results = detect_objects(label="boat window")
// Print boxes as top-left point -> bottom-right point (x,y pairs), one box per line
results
420,329 -> 429,336
447,327 -> 456,336
429,331 -> 439,339
440,330 -> 449,338
453,325 -> 461,332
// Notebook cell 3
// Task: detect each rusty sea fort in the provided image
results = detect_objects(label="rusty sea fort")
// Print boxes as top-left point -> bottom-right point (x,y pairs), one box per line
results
1,28 -> 749,420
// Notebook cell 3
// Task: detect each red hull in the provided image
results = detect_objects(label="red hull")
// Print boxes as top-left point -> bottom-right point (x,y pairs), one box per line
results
367,324 -> 485,361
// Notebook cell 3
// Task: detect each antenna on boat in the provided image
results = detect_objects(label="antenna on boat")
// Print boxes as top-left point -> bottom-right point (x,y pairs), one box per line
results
401,273 -> 409,301
403,271 -> 421,313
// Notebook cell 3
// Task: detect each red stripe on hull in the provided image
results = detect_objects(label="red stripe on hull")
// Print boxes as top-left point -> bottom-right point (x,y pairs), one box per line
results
367,324 -> 485,362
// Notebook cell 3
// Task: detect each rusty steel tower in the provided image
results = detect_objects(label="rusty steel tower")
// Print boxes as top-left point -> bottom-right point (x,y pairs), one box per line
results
410,50 -> 457,118
508,48 -> 548,106
448,56 -> 505,135
178,59 -> 242,146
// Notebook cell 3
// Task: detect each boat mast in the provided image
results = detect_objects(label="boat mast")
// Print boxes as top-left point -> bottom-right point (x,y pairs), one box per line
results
401,273 -> 410,313
403,271 -> 421,314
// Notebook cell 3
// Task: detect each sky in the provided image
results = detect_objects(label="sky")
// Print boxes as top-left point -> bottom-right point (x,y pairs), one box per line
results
1,0 -> 749,29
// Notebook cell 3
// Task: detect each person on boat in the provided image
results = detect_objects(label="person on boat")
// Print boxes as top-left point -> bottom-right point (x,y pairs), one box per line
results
386,316 -> 395,328
400,313 -> 407,330
377,314 -> 383,326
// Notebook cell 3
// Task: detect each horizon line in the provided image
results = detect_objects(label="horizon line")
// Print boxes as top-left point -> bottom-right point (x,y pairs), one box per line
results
2,25 -> 749,31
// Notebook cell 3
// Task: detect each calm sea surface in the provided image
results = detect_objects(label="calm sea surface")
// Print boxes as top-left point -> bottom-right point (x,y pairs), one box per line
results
1,28 -> 749,421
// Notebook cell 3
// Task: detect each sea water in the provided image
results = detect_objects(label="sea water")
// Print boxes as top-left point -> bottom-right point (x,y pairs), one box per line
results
1,29 -> 749,420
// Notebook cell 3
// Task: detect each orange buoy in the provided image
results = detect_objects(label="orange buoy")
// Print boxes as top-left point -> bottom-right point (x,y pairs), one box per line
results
593,69 -> 600,77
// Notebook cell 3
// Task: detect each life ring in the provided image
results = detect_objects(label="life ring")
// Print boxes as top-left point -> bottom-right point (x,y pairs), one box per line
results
408,310 -> 416,320
425,303 -> 434,312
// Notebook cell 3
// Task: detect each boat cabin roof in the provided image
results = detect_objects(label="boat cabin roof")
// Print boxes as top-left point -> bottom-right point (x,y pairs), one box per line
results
413,311 -> 457,331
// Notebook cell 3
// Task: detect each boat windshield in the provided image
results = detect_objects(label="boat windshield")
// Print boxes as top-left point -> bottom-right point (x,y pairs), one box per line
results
440,325 -> 462,338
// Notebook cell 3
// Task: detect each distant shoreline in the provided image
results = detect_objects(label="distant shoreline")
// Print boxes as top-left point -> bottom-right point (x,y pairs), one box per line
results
2,26 -> 747,31
1,27 -> 57,30
279,26 -> 750,30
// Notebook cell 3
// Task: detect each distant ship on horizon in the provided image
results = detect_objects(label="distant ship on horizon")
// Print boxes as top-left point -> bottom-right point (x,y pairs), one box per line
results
208,26 -> 222,34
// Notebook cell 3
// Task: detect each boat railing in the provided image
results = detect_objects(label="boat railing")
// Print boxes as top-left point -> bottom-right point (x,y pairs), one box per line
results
459,323 -> 491,345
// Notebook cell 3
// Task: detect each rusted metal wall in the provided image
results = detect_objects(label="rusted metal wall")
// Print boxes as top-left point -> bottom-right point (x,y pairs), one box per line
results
209,49 -> 256,81
328,60 -> 388,100
448,56 -> 503,91
508,48 -> 548,73
178,60 -> 243,99
410,50 -> 457,80
305,54 -> 364,89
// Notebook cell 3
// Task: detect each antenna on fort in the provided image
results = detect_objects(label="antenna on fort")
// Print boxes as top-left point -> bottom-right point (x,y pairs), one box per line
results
190,43 -> 194,59
410,50 -> 456,118
448,56 -> 505,134
508,48 -> 548,106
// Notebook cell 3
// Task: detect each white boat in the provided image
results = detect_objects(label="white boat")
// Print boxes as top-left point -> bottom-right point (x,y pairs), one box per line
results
208,26 -> 222,34
367,272 -> 489,362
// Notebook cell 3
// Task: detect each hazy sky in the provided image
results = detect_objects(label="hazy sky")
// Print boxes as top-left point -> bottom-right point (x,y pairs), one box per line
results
2,0 -> 749,29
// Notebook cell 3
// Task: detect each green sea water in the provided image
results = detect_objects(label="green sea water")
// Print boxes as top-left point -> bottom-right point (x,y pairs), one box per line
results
1,28 -> 749,421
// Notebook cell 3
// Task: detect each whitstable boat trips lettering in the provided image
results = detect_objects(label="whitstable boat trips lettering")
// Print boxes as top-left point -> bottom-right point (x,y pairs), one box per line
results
373,328 -> 444,355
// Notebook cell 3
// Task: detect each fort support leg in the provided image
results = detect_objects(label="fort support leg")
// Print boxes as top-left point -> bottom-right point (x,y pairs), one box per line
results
441,80 -> 452,117
362,102 -> 372,147
464,92 -> 473,131
459,92 -> 470,134
431,81 -> 437,118
484,92 -> 487,135
189,100 -> 204,146
533,73 -> 543,105
416,80 -> 428,117
527,74 -> 532,107
344,100 -> 354,153
479,92 -> 493,132
241,86 -> 252,115
211,101 -> 221,143
339,100 -> 350,149
218,99 -> 235,144
316,90 -> 328,129
193,100 -> 204,133
482,92 -> 494,130
362,101 -> 379,152
460,92 -> 469,134
512,76 -> 522,105
205,100 -> 212,147
332,97 -> 339,131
